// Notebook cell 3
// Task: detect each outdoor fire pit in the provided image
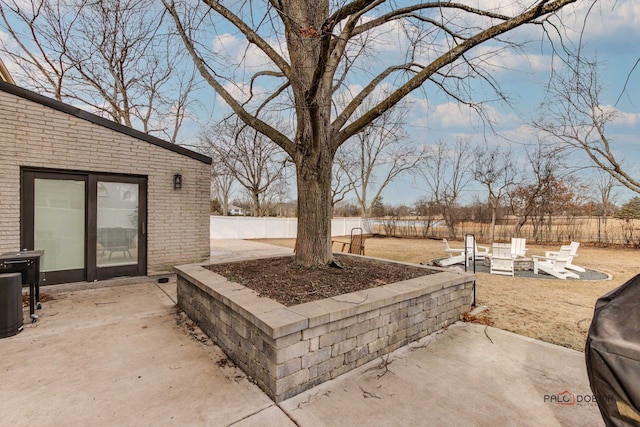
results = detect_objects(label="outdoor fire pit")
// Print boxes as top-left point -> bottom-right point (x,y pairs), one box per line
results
482,257 -> 533,271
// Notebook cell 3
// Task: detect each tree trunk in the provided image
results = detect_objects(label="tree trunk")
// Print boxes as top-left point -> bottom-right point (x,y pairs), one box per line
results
279,0 -> 334,266
252,191 -> 260,217
294,148 -> 334,266
514,216 -> 526,237
490,205 -> 497,243
441,205 -> 457,240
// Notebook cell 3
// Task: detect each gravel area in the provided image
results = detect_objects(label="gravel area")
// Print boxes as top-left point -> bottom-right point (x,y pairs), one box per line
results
435,259 -> 610,281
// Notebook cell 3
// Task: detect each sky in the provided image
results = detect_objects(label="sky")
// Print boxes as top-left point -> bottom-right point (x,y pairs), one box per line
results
178,0 -> 640,207
2,0 -> 639,207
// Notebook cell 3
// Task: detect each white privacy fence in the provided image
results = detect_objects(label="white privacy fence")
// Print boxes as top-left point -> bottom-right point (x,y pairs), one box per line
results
210,216 -> 372,239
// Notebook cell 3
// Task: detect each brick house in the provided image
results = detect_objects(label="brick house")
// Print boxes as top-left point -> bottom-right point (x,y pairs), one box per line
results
0,81 -> 212,284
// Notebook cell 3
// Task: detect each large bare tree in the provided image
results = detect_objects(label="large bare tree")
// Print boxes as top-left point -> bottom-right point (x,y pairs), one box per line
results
0,0 -> 195,143
164,0 -> 586,266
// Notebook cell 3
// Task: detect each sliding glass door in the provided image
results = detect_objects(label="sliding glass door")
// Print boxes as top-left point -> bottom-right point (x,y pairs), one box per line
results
28,173 -> 87,283
22,170 -> 147,284
97,181 -> 139,267
93,175 -> 146,281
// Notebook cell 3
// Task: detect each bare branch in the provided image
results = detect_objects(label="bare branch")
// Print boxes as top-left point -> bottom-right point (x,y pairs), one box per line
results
162,0 -> 296,155
535,56 -> 640,194
204,0 -> 291,78
336,0 -> 578,145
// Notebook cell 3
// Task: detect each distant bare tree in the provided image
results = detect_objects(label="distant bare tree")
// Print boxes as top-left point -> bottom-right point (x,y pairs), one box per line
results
0,0 -> 195,143
259,178 -> 291,217
331,163 -> 354,216
414,198 -> 438,238
510,144 -> 557,238
210,165 -> 236,216
594,171 -> 619,218
332,200 -> 361,218
592,170 -> 619,243
614,196 -> 640,247
509,143 -> 584,241
419,139 -> 475,239
336,100 -> 424,218
474,147 -> 517,242
202,118 -> 288,217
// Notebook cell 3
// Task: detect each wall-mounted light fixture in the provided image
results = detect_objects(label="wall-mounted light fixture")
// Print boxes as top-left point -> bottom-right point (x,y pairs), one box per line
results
173,174 -> 183,190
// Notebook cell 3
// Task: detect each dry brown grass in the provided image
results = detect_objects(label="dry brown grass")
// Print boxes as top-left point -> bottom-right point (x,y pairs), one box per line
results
374,216 -> 639,246
256,237 -> 638,352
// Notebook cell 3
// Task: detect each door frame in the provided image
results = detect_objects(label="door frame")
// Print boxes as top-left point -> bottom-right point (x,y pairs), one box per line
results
21,170 -> 88,284
21,168 -> 147,284
92,174 -> 147,281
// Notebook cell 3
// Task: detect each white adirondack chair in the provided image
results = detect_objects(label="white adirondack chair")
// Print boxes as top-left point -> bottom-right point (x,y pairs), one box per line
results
490,243 -> 514,276
545,242 -> 585,272
439,239 -> 465,266
532,248 -> 580,280
465,234 -> 490,262
511,238 -> 527,258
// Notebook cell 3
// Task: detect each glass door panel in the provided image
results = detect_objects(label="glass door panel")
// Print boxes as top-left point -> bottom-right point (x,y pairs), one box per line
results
96,181 -> 139,267
34,178 -> 85,273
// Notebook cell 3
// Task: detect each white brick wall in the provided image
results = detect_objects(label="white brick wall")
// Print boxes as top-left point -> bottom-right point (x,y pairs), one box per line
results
0,88 -> 210,276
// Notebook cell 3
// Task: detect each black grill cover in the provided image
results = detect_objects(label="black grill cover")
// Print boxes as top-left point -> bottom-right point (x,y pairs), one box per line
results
586,273 -> 640,426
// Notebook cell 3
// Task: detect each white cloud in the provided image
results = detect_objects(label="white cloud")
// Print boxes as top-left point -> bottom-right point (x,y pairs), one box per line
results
538,0 -> 640,55
470,0 -> 531,16
218,80 -> 267,105
601,105 -> 640,127
473,45 -> 549,74
577,0 -> 640,39
409,100 -> 520,132
212,33 -> 240,55
498,124 -> 539,146
614,111 -> 640,127
433,103 -> 477,128
211,32 -> 288,74
212,33 -> 268,70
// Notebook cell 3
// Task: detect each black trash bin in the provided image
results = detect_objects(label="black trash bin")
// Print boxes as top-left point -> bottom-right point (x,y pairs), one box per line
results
0,272 -> 23,338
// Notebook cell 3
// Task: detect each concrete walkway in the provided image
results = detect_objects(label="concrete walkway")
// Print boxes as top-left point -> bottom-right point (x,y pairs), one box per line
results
0,240 -> 603,426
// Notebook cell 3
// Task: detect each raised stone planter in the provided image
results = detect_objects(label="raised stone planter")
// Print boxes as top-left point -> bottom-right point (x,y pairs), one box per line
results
175,256 -> 474,402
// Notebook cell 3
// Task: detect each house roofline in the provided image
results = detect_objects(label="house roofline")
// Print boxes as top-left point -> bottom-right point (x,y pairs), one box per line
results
0,80 -> 212,165
0,59 -> 15,85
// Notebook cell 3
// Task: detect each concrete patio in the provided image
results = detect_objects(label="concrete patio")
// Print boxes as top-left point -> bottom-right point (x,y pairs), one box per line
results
0,240 -> 604,426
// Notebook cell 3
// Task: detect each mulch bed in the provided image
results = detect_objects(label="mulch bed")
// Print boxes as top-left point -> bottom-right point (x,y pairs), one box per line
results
205,254 -> 433,307
22,293 -> 54,307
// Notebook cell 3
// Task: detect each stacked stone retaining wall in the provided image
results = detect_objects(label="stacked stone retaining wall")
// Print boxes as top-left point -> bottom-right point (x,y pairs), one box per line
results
176,258 -> 474,402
